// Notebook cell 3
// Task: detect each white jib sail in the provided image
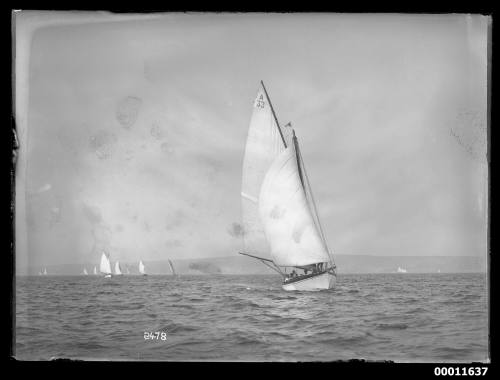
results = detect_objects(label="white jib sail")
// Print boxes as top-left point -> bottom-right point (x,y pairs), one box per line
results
83,268 -> 88,275
100,252 -> 112,274
139,260 -> 145,274
259,144 -> 331,267
241,83 -> 286,257
114,261 -> 122,275
93,266 -> 97,275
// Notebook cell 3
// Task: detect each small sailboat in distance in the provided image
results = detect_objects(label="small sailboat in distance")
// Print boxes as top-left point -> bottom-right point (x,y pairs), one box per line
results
168,259 -> 178,278
100,251 -> 112,278
83,268 -> 88,275
93,266 -> 97,275
114,261 -> 123,276
126,266 -> 130,275
397,266 -> 407,273
43,268 -> 48,276
239,81 -> 337,291
139,260 -> 147,276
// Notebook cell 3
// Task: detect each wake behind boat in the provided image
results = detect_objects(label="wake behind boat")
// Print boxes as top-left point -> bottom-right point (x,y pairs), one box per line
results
239,81 -> 337,291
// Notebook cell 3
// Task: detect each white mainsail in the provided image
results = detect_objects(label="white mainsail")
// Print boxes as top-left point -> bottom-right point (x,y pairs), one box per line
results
114,261 -> 122,275
168,259 -> 176,276
139,260 -> 146,275
83,268 -> 88,275
259,144 -> 331,267
93,266 -> 97,275
99,252 -> 112,275
241,83 -> 286,258
43,268 -> 47,275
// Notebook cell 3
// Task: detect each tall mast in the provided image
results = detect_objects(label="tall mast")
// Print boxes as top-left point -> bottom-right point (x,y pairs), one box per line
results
260,80 -> 287,148
294,132 -> 336,269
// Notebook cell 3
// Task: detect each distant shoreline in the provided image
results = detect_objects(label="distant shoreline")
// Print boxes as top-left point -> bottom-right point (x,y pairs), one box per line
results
17,254 -> 487,276
15,272 -> 487,277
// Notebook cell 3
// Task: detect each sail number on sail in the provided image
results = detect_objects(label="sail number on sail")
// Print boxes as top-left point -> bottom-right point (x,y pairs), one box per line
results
255,94 -> 265,108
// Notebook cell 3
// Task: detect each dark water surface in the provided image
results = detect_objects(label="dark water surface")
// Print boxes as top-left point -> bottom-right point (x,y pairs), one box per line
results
15,273 -> 488,362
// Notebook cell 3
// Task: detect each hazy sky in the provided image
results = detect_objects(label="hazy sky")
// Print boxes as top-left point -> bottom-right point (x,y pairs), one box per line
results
15,12 -> 489,268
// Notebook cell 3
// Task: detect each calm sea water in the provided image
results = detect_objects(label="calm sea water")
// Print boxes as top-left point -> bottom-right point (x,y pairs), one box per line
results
15,273 -> 488,362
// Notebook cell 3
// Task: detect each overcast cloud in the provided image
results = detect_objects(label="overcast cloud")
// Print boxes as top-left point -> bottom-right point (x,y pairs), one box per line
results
15,12 -> 489,270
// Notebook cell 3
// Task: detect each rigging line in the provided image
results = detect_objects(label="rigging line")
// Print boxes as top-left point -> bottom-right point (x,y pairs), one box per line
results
296,137 -> 336,267
292,130 -> 305,191
261,260 -> 285,277
239,252 -> 284,276
260,80 -> 287,148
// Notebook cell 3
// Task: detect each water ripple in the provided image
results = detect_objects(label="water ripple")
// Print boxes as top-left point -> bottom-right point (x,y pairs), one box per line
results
15,273 -> 488,362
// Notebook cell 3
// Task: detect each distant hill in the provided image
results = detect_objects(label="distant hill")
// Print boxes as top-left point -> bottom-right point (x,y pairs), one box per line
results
17,254 -> 487,276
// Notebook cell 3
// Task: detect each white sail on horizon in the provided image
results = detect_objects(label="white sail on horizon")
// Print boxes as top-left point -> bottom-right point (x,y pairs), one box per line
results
168,259 -> 176,276
259,144 -> 331,267
241,83 -> 286,258
93,266 -> 97,275
99,252 -> 112,275
43,268 -> 47,275
83,268 -> 88,275
114,261 -> 122,275
139,260 -> 146,274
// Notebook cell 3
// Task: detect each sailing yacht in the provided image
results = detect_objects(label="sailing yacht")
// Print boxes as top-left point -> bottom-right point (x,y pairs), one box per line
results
99,251 -> 112,278
114,261 -> 123,276
43,268 -> 48,276
139,260 -> 147,276
83,268 -> 88,275
239,81 -> 337,291
397,267 -> 407,273
93,266 -> 98,275
168,259 -> 178,278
